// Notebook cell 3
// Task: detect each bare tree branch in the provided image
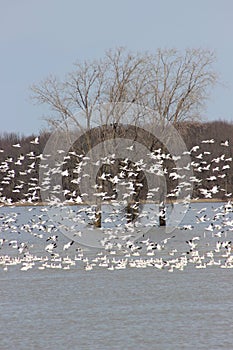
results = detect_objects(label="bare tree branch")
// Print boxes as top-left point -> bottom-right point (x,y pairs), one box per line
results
31,47 -> 218,131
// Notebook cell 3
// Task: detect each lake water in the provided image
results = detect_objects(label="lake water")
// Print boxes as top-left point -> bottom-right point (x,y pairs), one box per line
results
0,202 -> 233,349
1,267 -> 233,350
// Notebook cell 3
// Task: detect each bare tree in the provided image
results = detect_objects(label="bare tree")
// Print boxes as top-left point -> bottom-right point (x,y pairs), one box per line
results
142,48 -> 217,126
32,47 -> 217,128
31,47 -> 218,227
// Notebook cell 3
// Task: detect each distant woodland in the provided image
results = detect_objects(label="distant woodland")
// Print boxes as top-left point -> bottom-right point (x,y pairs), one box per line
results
0,120 -> 232,204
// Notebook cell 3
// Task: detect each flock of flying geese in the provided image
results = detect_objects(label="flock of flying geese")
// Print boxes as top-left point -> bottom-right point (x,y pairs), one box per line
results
0,136 -> 233,272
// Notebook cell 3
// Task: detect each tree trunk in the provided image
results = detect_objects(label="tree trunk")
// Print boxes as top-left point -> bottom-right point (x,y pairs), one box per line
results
126,201 -> 139,223
159,202 -> 166,226
94,203 -> 102,228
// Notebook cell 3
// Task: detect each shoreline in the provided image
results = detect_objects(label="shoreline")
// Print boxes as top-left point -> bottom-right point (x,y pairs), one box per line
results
0,197 -> 232,208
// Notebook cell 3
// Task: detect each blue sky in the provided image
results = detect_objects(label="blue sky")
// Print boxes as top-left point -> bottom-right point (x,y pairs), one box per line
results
1,0 -> 233,135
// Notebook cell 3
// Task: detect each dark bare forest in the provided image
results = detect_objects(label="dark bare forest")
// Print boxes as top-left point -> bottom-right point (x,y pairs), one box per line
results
0,120 -> 232,204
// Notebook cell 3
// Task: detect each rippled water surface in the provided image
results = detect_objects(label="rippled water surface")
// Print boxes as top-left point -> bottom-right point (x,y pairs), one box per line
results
1,262 -> 233,349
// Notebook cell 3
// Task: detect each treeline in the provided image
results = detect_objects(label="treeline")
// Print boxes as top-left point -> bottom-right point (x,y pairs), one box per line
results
0,120 -> 232,204
178,120 -> 233,200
